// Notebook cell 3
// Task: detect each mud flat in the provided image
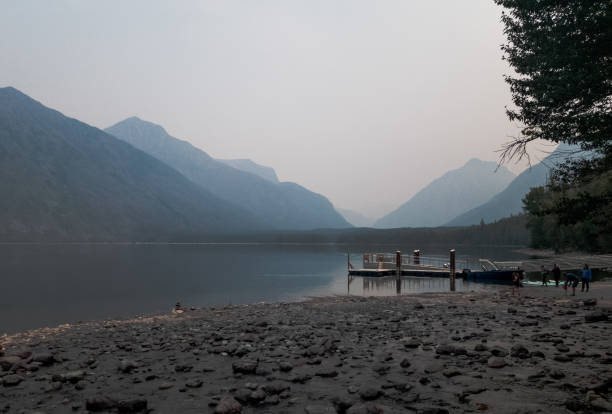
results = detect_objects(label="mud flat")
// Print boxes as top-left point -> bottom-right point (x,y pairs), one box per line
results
1,283 -> 611,414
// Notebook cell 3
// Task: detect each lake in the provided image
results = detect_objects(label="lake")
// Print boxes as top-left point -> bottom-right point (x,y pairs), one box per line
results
0,243 -> 526,334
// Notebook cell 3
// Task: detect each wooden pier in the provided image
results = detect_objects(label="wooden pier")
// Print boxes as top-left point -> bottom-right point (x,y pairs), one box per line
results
348,250 -> 612,278
348,268 -> 452,277
347,250 -> 462,283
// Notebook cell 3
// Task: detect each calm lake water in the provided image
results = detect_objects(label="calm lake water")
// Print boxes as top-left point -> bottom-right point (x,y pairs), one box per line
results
0,243 -> 526,334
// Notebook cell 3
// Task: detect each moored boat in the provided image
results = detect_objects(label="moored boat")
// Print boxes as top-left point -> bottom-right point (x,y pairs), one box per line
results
461,259 -> 524,284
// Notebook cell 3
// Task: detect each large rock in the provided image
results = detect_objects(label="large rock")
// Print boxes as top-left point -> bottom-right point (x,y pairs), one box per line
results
510,344 -> 530,358
487,357 -> 507,368
2,375 -> 24,387
86,396 -> 117,412
119,359 -> 138,373
32,352 -> 55,366
436,344 -> 466,356
117,398 -> 148,413
214,396 -> 242,414
232,359 -> 258,374
64,370 -> 85,383
585,311 -> 608,323
262,381 -> 290,395
359,385 -> 382,400
305,405 -> 337,414
0,356 -> 21,371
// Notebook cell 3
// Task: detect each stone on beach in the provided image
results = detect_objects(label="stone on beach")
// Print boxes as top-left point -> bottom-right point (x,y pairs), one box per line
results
487,356 -> 507,368
2,282 -> 612,414
215,396 -> 242,413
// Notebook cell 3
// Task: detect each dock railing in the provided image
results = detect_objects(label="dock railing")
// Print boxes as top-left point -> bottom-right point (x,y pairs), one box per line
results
361,252 -> 471,271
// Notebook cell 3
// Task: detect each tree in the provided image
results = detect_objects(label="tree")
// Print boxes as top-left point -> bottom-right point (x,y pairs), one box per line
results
496,0 -> 612,252
495,0 -> 612,164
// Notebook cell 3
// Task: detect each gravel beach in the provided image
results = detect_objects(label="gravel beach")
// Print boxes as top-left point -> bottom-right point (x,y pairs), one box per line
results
1,282 -> 611,414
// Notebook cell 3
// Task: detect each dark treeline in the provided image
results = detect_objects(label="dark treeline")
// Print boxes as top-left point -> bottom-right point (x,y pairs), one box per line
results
524,172 -> 612,253
199,214 -> 530,246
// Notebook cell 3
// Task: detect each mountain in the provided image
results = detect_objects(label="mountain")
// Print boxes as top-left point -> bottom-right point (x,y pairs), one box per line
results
105,117 -> 350,230
445,145 -> 576,226
374,159 -> 516,228
218,159 -> 279,183
337,208 -> 375,227
0,87 -> 262,241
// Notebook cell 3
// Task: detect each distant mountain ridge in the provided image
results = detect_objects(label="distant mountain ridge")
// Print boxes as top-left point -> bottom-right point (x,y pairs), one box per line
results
374,159 -> 515,228
445,144 -> 577,226
218,159 -> 279,183
0,87 -> 261,241
106,117 -> 350,230
337,208 -> 375,228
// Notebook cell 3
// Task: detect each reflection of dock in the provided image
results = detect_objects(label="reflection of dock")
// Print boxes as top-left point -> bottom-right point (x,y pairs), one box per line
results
348,275 -> 461,295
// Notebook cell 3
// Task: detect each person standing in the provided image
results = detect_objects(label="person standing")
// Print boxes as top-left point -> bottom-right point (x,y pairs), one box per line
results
580,264 -> 592,292
552,264 -> 561,287
540,265 -> 549,286
512,271 -> 521,296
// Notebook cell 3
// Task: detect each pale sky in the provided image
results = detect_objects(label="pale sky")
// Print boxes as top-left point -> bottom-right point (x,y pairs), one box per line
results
0,1 -> 554,218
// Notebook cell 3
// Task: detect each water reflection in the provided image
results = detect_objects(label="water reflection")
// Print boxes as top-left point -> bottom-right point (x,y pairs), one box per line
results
348,275 -> 478,296
0,243 -> 520,334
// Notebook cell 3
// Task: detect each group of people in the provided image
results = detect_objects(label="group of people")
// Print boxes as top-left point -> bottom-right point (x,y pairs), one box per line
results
512,263 -> 592,296
563,264 -> 592,296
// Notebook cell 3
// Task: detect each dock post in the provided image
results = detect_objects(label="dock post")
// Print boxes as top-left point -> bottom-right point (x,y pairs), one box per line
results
450,249 -> 456,292
414,250 -> 420,265
396,251 -> 401,294
347,252 -> 350,271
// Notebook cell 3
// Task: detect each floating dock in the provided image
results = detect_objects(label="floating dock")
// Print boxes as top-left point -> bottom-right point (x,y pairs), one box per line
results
348,268 -> 452,277
347,251 -> 465,278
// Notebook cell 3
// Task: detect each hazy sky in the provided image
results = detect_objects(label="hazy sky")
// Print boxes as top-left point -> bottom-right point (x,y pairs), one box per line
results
1,1 -> 554,218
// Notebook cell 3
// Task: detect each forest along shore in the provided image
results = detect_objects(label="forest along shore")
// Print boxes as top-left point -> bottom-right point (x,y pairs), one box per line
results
1,284 -> 611,414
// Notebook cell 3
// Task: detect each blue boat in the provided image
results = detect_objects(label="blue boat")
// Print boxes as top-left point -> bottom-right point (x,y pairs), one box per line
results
461,259 -> 524,284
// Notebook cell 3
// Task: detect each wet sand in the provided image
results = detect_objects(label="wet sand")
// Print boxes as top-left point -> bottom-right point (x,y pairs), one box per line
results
1,282 -> 611,414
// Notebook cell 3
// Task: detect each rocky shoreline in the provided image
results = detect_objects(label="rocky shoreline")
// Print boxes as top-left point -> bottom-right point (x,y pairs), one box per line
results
1,283 -> 611,414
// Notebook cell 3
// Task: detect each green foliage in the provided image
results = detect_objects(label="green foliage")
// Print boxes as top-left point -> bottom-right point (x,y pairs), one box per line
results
497,0 -> 612,252
495,0 -> 612,159
523,172 -> 612,252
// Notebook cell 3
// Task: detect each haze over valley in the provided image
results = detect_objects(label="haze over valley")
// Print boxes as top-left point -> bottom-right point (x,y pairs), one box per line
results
1,0 -> 558,221
1,3 -> 609,413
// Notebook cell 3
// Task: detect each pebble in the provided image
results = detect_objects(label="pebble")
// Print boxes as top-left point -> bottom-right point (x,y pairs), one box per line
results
214,396 -> 242,414
2,289 -> 610,413
2,374 -> 24,387
232,359 -> 258,374
359,385 -> 381,400
487,357 -> 507,368
305,404 -> 337,414
158,381 -> 174,390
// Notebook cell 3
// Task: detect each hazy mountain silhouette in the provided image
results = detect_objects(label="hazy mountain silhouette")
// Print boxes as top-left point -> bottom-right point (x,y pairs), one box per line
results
445,145 -> 577,226
218,159 -> 279,183
337,208 -> 375,227
374,159 -> 515,228
0,87 -> 263,241
106,118 -> 350,230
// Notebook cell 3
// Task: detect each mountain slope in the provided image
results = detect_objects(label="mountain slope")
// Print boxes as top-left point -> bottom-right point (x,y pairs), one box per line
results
337,208 -> 375,227
374,159 -> 515,228
218,159 -> 279,183
445,145 -> 576,226
0,87 -> 261,241
106,118 -> 350,230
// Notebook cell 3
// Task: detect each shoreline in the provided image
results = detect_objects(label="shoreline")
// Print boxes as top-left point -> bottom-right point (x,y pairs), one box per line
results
1,284 -> 611,413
